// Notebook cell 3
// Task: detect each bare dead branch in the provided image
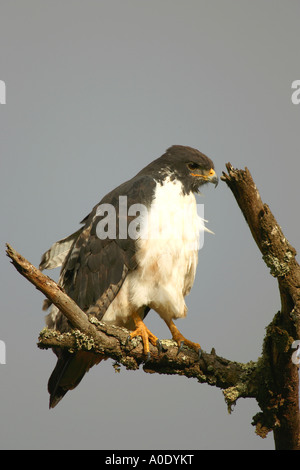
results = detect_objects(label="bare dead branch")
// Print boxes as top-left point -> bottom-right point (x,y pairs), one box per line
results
6,162 -> 300,449
6,242 -> 257,411
222,163 -> 300,450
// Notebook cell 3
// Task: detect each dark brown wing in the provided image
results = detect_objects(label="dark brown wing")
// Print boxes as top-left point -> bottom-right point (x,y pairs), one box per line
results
54,174 -> 156,319
43,174 -> 156,407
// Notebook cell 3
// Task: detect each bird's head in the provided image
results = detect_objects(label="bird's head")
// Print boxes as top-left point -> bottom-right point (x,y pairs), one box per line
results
162,145 -> 218,194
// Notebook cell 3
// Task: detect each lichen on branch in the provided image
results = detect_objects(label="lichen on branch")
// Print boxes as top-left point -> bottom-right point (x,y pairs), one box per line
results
6,161 -> 300,449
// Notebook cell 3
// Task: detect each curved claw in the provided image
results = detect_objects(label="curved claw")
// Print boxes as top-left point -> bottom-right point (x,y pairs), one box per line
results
177,341 -> 185,356
144,339 -> 162,363
144,351 -> 151,364
156,339 -> 162,354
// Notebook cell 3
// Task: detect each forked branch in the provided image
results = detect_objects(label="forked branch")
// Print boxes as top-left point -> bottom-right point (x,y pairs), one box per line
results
6,242 -> 256,412
221,163 -> 300,449
6,162 -> 300,449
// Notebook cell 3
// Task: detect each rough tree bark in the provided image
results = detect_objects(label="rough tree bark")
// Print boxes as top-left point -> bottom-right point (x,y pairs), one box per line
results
6,163 -> 300,450
221,164 -> 300,450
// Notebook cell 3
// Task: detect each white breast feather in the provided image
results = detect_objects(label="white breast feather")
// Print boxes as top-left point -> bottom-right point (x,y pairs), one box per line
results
103,177 -> 205,327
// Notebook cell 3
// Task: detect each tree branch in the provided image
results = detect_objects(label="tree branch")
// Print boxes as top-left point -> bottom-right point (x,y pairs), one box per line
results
6,162 -> 300,449
6,243 -> 257,412
221,163 -> 300,449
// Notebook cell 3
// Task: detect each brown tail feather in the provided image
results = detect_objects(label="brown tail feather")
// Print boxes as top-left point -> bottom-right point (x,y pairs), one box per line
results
48,350 -> 103,408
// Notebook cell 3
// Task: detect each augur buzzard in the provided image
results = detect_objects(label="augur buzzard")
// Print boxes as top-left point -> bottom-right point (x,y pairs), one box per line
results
40,145 -> 218,408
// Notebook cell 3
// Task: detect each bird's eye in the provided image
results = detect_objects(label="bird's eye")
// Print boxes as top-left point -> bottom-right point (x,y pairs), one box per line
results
187,162 -> 199,171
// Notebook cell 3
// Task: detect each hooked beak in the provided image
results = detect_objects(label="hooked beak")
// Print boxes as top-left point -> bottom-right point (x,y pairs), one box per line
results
205,168 -> 219,187
209,173 -> 219,188
190,168 -> 219,187
190,168 -> 219,188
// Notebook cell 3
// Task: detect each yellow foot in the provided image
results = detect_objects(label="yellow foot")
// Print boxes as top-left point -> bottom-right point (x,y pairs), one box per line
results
127,312 -> 161,360
166,319 -> 202,358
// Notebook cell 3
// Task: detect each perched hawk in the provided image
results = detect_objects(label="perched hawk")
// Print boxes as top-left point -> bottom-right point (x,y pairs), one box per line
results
40,145 -> 218,408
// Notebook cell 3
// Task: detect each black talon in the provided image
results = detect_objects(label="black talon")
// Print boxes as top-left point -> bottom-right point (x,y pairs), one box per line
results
144,351 -> 151,364
177,341 -> 184,355
156,339 -> 162,354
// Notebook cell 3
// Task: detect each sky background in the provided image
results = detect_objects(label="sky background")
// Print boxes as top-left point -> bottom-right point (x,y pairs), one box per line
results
1,0 -> 299,450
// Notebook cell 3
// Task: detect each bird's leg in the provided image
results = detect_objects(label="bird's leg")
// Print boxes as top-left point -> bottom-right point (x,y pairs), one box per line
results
128,311 -> 160,359
165,319 -> 202,358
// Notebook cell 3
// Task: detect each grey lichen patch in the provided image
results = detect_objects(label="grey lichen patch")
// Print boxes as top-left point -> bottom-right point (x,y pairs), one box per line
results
88,316 -> 106,328
223,382 -> 248,413
159,339 -> 177,352
89,315 -> 128,334
73,329 -> 95,351
290,307 -> 300,323
39,327 -> 55,339
89,315 -> 129,344
112,361 -> 121,373
207,375 -> 217,386
222,362 -> 257,413
263,311 -> 295,355
160,339 -> 176,347
197,374 -> 207,383
120,356 -> 139,370
39,327 -> 72,343
270,225 -> 279,236
241,360 -> 257,374
255,422 -> 272,439
262,250 -> 293,277
129,336 -> 141,348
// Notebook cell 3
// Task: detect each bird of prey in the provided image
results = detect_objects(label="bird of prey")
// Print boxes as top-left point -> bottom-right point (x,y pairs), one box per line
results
40,145 -> 218,408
